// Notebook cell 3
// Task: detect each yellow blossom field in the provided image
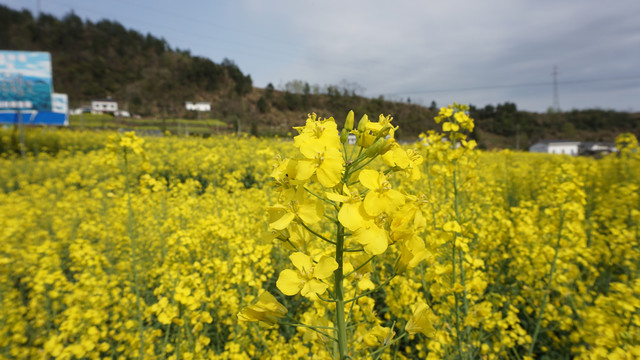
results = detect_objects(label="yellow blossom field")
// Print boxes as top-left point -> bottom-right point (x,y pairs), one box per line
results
1,106 -> 639,359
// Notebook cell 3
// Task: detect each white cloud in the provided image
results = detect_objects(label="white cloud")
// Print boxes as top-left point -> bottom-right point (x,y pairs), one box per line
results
238,0 -> 640,111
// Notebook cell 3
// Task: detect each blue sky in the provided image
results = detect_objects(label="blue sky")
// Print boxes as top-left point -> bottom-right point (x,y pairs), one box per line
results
3,0 -> 640,112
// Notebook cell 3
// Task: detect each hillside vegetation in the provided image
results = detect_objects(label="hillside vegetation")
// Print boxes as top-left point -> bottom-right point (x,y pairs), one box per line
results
1,5 -> 638,147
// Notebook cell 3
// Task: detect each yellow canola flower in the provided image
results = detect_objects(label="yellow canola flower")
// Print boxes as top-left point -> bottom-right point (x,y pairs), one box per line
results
237,291 -> 287,326
382,143 -> 411,168
454,111 -> 474,132
326,185 -> 368,231
352,220 -> 389,255
395,235 -> 429,273
442,122 -> 460,132
434,107 -> 454,123
359,169 -> 405,216
405,302 -> 437,337
443,220 -> 462,233
294,147 -> 344,188
383,145 -> 424,180
276,252 -> 338,298
356,114 -> 396,148
391,194 -> 429,239
268,188 -> 324,230
363,323 -> 396,347
293,114 -> 341,157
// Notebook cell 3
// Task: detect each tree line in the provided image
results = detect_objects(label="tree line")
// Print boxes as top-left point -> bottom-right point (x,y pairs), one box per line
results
0,5 -> 252,115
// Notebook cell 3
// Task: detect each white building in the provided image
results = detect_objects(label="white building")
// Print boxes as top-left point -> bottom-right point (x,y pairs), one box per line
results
529,140 -> 581,156
91,99 -> 118,114
185,102 -> 211,112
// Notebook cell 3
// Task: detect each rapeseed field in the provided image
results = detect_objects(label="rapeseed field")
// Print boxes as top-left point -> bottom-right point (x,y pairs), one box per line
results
1,106 -> 638,359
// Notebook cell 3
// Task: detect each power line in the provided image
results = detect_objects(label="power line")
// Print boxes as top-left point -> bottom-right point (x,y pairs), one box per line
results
385,74 -> 640,96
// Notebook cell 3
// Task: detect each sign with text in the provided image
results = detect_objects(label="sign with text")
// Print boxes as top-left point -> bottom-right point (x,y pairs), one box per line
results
0,51 -> 53,111
0,93 -> 68,126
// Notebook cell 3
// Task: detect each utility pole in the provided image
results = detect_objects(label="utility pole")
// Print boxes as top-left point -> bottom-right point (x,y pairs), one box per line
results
552,65 -> 560,112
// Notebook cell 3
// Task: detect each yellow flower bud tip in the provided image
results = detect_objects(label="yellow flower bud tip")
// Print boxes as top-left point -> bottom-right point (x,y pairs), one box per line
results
345,110 -> 354,131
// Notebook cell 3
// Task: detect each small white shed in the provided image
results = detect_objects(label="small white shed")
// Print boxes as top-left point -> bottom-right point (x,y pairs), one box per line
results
529,140 -> 580,156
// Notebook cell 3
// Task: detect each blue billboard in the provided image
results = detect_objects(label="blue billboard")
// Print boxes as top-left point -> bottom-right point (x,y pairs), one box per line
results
0,51 -> 53,111
0,51 -> 67,126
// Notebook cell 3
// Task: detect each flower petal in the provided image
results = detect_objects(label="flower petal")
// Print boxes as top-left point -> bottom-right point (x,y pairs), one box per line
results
363,192 -> 386,216
269,212 -> 295,231
338,202 -> 367,231
276,269 -> 304,296
297,199 -> 324,225
313,256 -> 338,279
358,169 -> 380,190
289,252 -> 313,274
301,279 -> 328,298
353,225 -> 388,255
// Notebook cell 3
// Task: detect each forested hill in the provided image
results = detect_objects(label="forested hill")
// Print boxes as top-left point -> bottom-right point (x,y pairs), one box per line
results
0,5 -> 252,114
1,5 -> 639,148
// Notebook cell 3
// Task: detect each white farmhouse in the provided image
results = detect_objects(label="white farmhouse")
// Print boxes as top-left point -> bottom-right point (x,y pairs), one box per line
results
91,99 -> 118,114
529,140 -> 581,156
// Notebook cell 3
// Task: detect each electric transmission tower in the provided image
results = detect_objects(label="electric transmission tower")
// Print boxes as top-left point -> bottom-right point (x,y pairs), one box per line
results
552,65 -> 560,112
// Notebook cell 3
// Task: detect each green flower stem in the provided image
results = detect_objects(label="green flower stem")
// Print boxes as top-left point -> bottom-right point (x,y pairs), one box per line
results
285,239 -> 301,253
324,214 -> 338,223
279,322 -> 338,342
527,210 -> 565,357
299,221 -> 337,246
346,281 -> 359,325
350,156 -> 377,175
370,333 -> 407,359
343,142 -> 349,162
344,275 -> 395,304
344,256 -> 375,278
305,187 -> 338,207
335,218 -> 348,359
317,293 -> 337,303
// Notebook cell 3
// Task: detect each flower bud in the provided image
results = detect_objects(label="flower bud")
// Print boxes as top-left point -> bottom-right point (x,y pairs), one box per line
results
362,138 -> 384,158
357,114 -> 369,133
340,128 -> 349,144
376,124 -> 393,139
345,110 -> 354,131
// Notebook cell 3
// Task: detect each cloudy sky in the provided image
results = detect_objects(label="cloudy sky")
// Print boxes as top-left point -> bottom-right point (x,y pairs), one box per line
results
4,0 -> 640,112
